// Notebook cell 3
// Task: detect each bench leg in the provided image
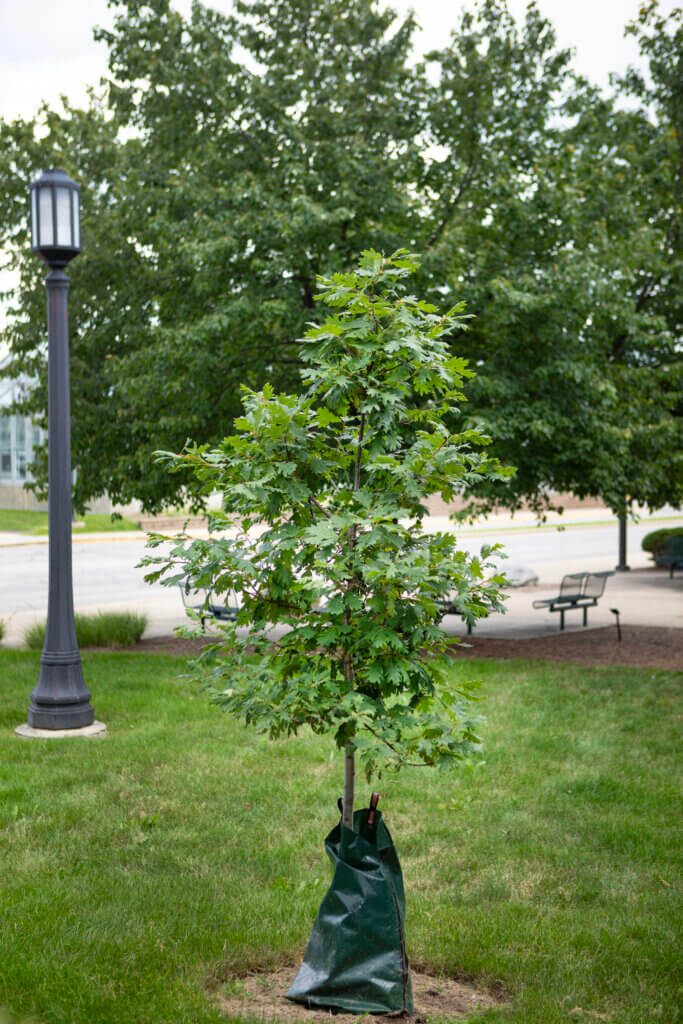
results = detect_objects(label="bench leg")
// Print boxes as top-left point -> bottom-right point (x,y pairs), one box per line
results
560,609 -> 564,631
583,607 -> 587,627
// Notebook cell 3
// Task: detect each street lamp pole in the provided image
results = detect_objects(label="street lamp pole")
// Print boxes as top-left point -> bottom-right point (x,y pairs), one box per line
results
616,513 -> 630,572
22,169 -> 98,731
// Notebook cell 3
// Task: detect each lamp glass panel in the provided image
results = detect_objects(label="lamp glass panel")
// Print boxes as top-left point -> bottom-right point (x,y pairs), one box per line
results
73,191 -> 80,249
56,187 -> 72,247
31,188 -> 38,248
38,187 -> 53,246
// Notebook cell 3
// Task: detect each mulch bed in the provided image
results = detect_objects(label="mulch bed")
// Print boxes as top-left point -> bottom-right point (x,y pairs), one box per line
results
451,625 -> 682,671
214,967 -> 503,1023
134,626 -> 682,671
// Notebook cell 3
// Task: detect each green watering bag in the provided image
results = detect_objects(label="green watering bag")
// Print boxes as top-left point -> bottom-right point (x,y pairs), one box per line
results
287,795 -> 413,1015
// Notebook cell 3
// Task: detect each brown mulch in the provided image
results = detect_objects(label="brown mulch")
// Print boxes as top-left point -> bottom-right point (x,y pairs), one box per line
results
214,968 -> 503,1023
451,625 -> 683,671
134,626 -> 682,671
133,635 -> 215,657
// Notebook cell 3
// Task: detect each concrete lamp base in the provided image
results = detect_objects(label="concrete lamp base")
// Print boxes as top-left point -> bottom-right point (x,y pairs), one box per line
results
15,721 -> 107,739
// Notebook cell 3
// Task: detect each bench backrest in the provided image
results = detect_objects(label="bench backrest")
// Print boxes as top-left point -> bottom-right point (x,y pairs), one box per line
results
557,571 -> 612,600
583,571 -> 613,598
179,581 -> 240,617
180,581 -> 209,611
559,573 -> 586,599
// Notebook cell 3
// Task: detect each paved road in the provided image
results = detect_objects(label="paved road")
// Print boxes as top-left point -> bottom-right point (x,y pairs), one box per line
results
1,514 -> 681,643
453,517 -> 667,578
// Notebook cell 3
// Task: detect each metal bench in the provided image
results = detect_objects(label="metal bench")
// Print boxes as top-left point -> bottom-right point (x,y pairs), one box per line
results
437,600 -> 479,635
532,571 -> 613,630
655,537 -> 683,578
179,581 -> 239,629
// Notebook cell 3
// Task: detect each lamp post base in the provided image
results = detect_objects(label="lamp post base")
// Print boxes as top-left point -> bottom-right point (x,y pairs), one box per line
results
28,653 -> 95,729
15,720 -> 106,739
27,701 -> 95,730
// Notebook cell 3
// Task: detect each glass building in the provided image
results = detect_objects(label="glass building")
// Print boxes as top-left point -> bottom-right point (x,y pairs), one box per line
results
0,356 -> 46,496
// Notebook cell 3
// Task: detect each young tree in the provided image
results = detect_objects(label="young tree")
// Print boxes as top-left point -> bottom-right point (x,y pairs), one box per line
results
144,251 -> 508,816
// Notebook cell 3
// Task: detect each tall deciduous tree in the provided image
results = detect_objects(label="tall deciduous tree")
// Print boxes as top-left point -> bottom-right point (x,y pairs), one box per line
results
420,1 -> 682,516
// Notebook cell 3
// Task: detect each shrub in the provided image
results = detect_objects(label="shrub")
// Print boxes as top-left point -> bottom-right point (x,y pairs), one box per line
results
641,526 -> 683,556
24,611 -> 148,650
0,619 -> 5,645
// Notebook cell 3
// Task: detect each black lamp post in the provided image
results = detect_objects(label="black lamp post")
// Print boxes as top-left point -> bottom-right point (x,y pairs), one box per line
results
615,513 -> 630,572
24,169 -> 97,731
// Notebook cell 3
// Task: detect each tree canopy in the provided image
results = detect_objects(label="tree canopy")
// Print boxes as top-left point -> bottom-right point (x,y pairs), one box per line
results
0,0 -> 680,515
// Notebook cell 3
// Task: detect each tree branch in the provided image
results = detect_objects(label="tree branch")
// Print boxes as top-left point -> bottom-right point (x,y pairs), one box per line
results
426,141 -> 480,250
362,720 -> 433,768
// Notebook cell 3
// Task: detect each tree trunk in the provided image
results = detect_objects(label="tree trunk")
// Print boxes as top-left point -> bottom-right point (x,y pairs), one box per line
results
343,744 -> 355,830
341,410 -> 364,832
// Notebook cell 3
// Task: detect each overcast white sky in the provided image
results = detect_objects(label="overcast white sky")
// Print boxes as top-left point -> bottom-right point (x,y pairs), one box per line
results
0,0 -> 678,123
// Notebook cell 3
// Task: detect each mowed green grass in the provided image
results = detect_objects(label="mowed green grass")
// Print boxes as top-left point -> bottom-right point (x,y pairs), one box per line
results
0,509 -> 141,534
0,651 -> 680,1024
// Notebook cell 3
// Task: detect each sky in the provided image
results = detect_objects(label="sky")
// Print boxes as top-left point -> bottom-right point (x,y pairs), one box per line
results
0,0 -> 677,123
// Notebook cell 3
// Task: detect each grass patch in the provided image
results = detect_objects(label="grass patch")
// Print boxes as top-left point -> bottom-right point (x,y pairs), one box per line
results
0,509 -> 141,534
24,612 -> 148,650
0,652 -> 680,1024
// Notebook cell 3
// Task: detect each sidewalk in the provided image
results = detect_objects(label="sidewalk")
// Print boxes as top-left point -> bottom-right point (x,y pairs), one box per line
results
444,569 -> 682,639
2,568 -> 679,649
1,504 -> 681,547
0,529 -> 148,547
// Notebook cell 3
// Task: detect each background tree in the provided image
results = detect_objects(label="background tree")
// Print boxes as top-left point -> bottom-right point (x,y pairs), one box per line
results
1,0 -> 423,511
419,1 -> 682,517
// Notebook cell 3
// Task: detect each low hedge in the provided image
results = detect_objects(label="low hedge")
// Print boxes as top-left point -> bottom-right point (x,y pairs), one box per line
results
25,611 -> 148,650
641,526 -> 683,555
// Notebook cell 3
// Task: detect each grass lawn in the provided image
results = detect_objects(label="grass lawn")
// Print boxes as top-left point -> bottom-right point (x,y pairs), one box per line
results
0,509 -> 141,534
0,651 -> 679,1024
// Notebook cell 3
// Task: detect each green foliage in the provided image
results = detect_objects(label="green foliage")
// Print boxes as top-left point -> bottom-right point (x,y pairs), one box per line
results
0,620 -> 5,645
641,525 -> 683,555
0,0 -> 680,516
24,611 -> 147,650
144,252 -> 508,777
423,2 -> 683,517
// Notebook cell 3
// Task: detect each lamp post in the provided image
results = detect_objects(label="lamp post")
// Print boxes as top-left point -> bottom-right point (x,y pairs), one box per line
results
17,169 -> 103,736
615,513 -> 630,572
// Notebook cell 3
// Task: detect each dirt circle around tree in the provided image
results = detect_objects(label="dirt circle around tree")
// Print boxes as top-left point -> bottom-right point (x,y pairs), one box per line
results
213,967 -> 505,1023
